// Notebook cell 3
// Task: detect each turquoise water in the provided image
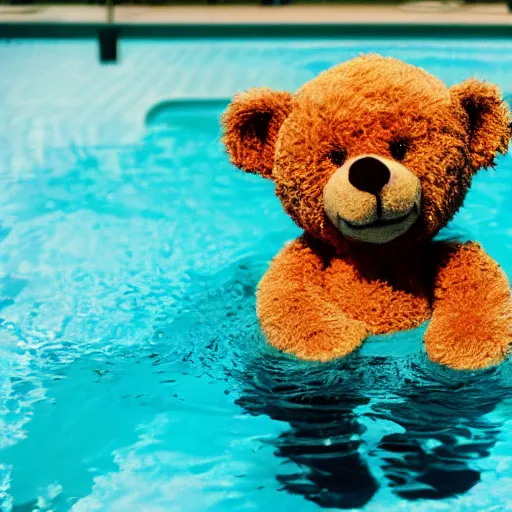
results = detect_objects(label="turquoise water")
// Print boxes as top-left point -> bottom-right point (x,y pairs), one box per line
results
0,39 -> 512,511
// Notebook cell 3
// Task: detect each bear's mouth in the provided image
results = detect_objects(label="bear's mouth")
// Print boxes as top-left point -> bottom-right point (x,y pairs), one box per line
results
340,206 -> 417,230
334,204 -> 419,244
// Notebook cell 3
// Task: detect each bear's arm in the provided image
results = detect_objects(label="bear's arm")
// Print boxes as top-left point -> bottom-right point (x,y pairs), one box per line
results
257,236 -> 368,361
425,242 -> 512,370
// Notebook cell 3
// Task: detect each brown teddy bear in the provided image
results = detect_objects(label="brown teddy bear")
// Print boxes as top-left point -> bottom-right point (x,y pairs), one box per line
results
222,55 -> 512,370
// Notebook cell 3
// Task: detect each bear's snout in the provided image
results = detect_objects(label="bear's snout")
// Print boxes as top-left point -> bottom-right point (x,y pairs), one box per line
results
323,154 -> 421,244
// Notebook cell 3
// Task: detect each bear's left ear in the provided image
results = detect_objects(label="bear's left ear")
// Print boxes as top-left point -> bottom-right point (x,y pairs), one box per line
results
450,79 -> 511,171
222,88 -> 293,179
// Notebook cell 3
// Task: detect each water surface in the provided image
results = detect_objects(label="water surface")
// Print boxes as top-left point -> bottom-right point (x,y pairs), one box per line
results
0,39 -> 511,511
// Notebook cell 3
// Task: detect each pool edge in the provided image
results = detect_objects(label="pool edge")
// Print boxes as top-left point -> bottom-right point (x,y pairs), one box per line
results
1,21 -> 512,40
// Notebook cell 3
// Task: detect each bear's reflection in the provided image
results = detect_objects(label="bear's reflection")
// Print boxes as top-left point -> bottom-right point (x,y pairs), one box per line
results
235,353 -> 507,509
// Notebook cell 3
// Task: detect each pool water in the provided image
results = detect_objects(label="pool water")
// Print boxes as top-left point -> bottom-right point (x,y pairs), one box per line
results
1,39 -> 512,511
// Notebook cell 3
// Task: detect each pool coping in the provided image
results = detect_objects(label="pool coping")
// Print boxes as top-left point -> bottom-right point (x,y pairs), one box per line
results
1,4 -> 512,39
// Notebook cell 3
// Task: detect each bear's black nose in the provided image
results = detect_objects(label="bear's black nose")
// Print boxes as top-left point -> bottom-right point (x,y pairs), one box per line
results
348,157 -> 390,195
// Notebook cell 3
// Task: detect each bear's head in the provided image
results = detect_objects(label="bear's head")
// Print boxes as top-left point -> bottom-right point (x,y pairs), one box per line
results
222,55 -> 511,249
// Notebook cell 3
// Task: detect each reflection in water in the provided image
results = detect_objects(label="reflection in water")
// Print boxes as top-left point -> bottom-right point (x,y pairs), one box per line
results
371,383 -> 503,501
236,361 -> 378,509
235,343 -> 509,508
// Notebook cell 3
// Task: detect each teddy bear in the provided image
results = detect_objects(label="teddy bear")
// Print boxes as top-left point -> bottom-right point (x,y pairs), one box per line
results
222,54 -> 512,371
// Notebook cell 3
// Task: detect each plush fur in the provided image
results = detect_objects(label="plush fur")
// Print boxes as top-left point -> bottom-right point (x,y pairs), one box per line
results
222,55 -> 512,370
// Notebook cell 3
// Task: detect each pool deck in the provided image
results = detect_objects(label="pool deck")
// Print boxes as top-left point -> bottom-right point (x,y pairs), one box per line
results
0,3 -> 511,38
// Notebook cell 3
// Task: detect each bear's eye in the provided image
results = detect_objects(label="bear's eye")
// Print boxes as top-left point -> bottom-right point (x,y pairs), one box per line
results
389,140 -> 408,160
327,149 -> 347,167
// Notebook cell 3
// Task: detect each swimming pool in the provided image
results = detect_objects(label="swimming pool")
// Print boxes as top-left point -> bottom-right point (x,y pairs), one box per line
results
0,38 -> 512,511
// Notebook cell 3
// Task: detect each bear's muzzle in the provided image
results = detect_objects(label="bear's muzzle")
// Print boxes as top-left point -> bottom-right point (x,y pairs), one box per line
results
323,154 -> 421,244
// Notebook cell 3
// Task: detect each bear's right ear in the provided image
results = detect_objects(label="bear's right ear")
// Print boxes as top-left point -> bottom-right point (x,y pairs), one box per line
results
222,88 -> 293,179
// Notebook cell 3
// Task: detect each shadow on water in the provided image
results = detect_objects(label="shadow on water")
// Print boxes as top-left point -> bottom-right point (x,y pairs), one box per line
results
235,346 -> 510,509
236,359 -> 379,509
